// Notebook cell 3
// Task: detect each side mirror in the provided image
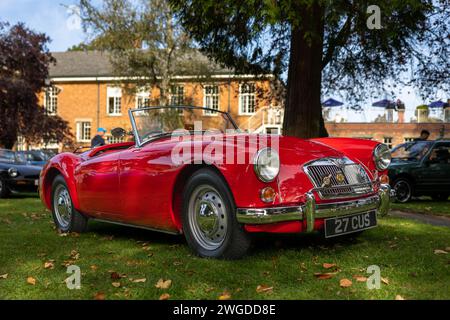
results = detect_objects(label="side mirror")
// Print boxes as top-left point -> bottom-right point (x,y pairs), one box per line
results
111,127 -> 127,139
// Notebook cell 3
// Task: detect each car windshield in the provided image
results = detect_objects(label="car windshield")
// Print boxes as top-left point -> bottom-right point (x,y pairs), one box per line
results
391,141 -> 433,161
0,150 -> 26,164
130,106 -> 239,145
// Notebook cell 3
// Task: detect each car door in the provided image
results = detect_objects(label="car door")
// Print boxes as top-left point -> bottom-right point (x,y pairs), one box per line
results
75,151 -> 122,219
117,142 -> 179,232
416,142 -> 450,192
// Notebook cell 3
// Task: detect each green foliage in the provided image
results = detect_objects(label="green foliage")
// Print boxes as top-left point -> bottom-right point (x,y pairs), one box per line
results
170,1 -> 450,101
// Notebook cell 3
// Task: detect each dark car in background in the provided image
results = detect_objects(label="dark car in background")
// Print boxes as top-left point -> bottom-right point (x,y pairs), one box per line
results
17,150 -> 50,167
0,149 -> 42,198
388,140 -> 450,202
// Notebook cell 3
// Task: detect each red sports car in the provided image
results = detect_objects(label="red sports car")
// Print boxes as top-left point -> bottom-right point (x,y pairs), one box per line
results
40,106 -> 393,259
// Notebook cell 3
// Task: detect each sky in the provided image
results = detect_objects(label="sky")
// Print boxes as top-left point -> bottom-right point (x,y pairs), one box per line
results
0,0 -> 447,122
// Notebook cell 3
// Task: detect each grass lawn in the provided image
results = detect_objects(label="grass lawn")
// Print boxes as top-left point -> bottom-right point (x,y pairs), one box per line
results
391,197 -> 450,216
0,195 -> 449,300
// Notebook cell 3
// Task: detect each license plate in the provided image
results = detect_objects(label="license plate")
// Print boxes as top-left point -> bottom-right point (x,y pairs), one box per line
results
325,211 -> 377,238
35,180 -> 39,186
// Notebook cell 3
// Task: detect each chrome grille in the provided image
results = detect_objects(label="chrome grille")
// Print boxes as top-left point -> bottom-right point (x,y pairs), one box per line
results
304,158 -> 373,199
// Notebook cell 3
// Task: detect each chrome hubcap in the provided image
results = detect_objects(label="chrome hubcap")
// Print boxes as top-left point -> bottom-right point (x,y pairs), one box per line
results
53,185 -> 72,228
188,185 -> 227,251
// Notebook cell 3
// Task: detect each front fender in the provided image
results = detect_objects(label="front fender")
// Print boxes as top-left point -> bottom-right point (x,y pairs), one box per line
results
40,153 -> 82,211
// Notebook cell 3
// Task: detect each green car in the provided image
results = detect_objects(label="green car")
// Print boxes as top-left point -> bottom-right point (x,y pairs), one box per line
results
388,140 -> 450,202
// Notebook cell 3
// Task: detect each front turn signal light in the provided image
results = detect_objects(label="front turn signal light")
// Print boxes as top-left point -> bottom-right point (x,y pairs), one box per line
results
379,174 -> 390,184
260,187 -> 276,203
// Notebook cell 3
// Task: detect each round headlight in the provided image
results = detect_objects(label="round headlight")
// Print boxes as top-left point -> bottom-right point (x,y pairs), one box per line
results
8,167 -> 18,177
373,144 -> 392,171
254,148 -> 280,182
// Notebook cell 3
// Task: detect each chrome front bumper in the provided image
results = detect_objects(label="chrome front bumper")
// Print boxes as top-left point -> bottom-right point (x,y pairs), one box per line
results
236,184 -> 393,232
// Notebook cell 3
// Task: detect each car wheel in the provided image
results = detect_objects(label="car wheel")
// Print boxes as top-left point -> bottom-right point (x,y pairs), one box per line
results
51,175 -> 88,233
393,178 -> 413,203
431,194 -> 449,201
182,169 -> 251,259
0,179 -> 11,198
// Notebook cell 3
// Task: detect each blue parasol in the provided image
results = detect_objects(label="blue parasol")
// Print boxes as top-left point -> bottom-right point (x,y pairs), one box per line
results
428,100 -> 446,108
322,98 -> 344,107
372,99 -> 395,108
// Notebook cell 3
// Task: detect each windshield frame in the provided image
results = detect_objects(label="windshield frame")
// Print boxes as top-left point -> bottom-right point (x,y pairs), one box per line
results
128,106 -> 240,147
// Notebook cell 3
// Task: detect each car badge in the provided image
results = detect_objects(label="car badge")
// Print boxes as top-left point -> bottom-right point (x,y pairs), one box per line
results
335,172 -> 346,184
321,174 -> 332,188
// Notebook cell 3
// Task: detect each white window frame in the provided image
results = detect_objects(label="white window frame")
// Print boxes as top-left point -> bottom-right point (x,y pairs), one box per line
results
170,85 -> 185,106
44,86 -> 59,115
203,85 -> 220,116
76,121 -> 92,143
384,137 -> 393,149
107,87 -> 122,116
136,88 -> 151,109
238,83 -> 256,115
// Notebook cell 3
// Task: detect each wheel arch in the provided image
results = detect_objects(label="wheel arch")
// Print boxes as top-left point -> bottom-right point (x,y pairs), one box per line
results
41,164 -> 80,211
171,164 -> 235,232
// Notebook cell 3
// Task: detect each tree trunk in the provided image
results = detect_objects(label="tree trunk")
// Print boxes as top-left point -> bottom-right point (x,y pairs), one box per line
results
283,2 -> 328,138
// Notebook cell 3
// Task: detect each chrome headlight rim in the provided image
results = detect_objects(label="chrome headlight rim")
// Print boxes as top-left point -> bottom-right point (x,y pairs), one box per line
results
254,147 -> 280,183
373,144 -> 392,171
8,167 -> 18,178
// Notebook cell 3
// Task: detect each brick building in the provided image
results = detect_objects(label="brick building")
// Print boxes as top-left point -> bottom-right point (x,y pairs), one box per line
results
27,51 -> 281,151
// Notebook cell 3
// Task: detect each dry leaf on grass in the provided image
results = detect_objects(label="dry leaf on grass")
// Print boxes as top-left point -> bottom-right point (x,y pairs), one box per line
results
395,295 -> 405,300
0,274 -> 8,279
110,272 -> 122,280
27,277 -> 36,285
112,282 -> 121,288
381,277 -> 390,285
218,291 -> 231,300
44,261 -> 54,270
90,265 -> 98,271
155,279 -> 172,289
256,285 -> 274,294
132,278 -> 147,283
323,263 -> 337,269
314,273 -> 335,280
159,293 -> 171,300
434,249 -> 448,255
340,279 -> 352,288
353,275 -> 368,282
94,292 -> 106,300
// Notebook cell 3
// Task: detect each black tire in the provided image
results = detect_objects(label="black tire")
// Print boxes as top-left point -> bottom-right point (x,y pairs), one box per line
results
0,179 -> 11,198
431,194 -> 449,201
181,168 -> 251,259
393,178 -> 413,203
51,175 -> 88,233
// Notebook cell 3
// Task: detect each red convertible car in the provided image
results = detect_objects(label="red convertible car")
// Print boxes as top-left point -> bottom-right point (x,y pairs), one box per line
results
40,106 -> 393,259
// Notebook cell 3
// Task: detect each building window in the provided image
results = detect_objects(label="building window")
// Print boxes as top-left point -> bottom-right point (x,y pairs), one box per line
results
170,85 -> 184,106
239,83 -> 256,115
384,137 -> 393,149
76,122 -> 91,143
404,137 -> 415,142
107,87 -> 122,115
204,85 -> 219,115
136,89 -> 151,109
44,86 -> 59,115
